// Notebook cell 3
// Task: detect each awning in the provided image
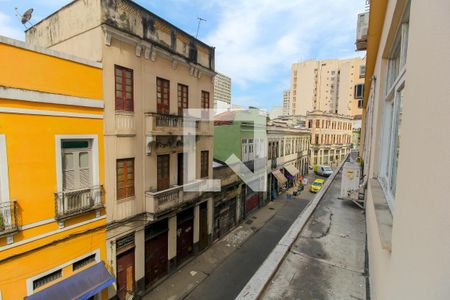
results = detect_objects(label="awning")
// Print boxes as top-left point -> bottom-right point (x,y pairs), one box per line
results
285,164 -> 300,177
26,261 -> 115,300
272,169 -> 288,185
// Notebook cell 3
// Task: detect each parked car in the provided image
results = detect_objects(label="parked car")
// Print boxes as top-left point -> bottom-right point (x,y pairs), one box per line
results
316,165 -> 333,177
310,178 -> 325,193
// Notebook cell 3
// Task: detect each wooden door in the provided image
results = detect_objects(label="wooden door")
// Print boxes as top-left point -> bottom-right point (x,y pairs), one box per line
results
157,78 -> 170,114
117,249 -> 135,300
199,202 -> 208,251
157,154 -> 170,191
145,233 -> 168,287
177,153 -> 184,186
176,218 -> 193,264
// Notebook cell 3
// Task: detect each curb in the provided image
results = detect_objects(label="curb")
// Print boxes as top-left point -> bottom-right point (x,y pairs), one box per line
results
235,153 -> 350,300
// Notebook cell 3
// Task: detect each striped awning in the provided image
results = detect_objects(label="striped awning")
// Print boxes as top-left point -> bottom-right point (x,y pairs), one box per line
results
272,169 -> 288,185
285,164 -> 300,176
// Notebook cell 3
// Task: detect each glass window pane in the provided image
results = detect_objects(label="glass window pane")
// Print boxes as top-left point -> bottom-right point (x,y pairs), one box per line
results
63,153 -> 74,170
79,152 -> 89,168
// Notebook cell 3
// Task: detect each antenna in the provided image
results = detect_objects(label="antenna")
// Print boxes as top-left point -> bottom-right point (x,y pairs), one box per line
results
195,17 -> 206,38
15,7 -> 34,29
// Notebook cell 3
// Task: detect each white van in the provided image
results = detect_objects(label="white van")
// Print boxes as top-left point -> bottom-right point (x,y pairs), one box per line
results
316,165 -> 333,177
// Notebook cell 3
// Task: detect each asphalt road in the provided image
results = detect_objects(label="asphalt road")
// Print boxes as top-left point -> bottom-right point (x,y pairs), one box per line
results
184,187 -> 315,300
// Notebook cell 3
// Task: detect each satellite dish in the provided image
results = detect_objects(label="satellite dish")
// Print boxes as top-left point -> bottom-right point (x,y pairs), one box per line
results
21,8 -> 33,25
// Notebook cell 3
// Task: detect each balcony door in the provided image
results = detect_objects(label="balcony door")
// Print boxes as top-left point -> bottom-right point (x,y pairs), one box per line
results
157,77 -> 170,115
177,153 -> 184,186
157,154 -> 170,191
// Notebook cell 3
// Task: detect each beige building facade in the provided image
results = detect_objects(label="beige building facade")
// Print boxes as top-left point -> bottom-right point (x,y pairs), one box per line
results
282,89 -> 290,116
26,0 -> 215,298
361,0 -> 450,299
307,111 -> 352,166
267,126 -> 310,200
214,72 -> 231,112
289,57 -> 365,117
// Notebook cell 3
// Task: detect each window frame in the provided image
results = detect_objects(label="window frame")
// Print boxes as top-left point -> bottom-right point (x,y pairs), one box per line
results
177,83 -> 189,116
0,135 -> 10,203
116,158 -> 135,200
201,91 -> 210,109
55,135 -> 99,194
200,150 -> 209,178
378,7 -> 409,212
114,65 -> 134,112
157,77 -> 170,115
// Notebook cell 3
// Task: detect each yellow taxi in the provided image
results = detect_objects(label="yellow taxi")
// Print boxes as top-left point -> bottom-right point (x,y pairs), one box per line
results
310,178 -> 325,193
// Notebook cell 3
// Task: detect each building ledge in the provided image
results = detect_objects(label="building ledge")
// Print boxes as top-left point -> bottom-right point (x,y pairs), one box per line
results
368,178 -> 393,252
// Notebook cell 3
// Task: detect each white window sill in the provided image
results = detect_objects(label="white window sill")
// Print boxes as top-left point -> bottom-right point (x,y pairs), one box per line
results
369,178 -> 393,252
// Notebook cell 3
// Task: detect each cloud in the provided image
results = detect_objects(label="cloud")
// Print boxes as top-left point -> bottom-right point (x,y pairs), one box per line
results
205,0 -> 365,89
0,11 -> 24,40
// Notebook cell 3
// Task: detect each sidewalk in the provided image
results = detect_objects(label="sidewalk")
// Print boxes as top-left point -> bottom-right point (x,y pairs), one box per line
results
261,166 -> 367,299
143,187 -> 308,300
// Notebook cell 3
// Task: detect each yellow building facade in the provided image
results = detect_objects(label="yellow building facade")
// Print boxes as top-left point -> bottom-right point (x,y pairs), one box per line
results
0,36 -> 112,299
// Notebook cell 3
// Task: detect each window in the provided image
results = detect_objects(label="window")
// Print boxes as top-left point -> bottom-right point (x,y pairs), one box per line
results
157,155 -> 170,191
73,254 -> 96,271
200,151 -> 209,178
117,158 -> 135,200
115,65 -> 133,112
62,140 -> 91,190
379,6 -> 409,211
177,84 -> 188,116
315,120 -> 320,128
33,269 -> 62,290
359,65 -> 366,78
354,84 -> 364,99
358,99 -> 363,108
157,77 -> 170,114
201,91 -> 210,109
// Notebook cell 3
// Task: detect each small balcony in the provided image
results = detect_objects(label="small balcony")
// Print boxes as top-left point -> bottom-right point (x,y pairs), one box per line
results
145,180 -> 204,217
54,185 -> 103,220
145,113 -> 212,136
0,201 -> 18,237
115,112 -> 136,135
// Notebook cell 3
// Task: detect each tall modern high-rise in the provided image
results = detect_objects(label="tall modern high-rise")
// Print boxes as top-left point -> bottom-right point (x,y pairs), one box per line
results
282,90 -> 291,115
289,57 -> 365,117
214,73 -> 231,111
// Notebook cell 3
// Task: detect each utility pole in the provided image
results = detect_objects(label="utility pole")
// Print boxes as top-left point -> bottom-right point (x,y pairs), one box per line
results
196,17 -> 206,38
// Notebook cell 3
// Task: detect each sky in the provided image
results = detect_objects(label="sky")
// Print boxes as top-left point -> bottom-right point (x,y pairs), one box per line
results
0,0 -> 366,111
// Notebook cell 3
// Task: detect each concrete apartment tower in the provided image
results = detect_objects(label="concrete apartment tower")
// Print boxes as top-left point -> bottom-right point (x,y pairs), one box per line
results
289,57 -> 366,117
282,90 -> 291,116
213,72 -> 231,112
26,0 -> 215,298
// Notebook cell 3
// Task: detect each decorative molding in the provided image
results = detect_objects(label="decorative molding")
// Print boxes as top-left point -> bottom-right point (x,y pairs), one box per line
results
0,36 -> 102,68
26,249 -> 101,296
135,44 -> 142,57
172,59 -> 178,70
0,87 -> 104,108
144,47 -> 151,60
0,107 -> 103,119
105,32 -> 112,46
0,215 -> 106,252
150,48 -> 157,62
0,135 -> 10,204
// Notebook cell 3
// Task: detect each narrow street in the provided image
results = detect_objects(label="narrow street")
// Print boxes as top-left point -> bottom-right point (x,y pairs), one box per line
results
144,175 -> 319,300
185,189 -> 313,300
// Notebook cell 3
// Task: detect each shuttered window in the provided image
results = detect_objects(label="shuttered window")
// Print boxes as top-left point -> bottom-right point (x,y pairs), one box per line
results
62,141 -> 91,191
200,151 -> 209,178
201,91 -> 210,109
115,65 -> 134,112
117,158 -> 135,200
157,78 -> 170,114
178,84 -> 189,115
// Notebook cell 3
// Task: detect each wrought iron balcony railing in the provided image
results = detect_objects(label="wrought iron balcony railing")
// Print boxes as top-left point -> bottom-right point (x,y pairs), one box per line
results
54,185 -> 103,220
0,200 -> 18,236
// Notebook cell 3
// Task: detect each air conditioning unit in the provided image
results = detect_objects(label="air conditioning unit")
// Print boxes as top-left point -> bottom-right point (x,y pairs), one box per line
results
340,162 -> 361,204
356,12 -> 369,51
